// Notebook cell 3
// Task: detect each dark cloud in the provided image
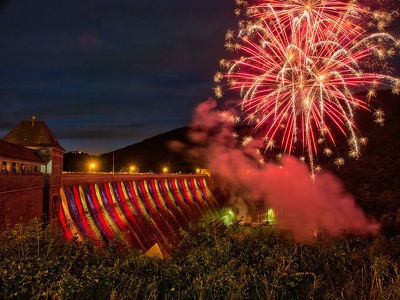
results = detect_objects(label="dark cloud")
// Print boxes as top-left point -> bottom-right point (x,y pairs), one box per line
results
116,121 -> 158,129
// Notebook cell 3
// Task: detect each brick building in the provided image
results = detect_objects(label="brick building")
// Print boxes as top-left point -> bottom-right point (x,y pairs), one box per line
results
0,117 -> 65,228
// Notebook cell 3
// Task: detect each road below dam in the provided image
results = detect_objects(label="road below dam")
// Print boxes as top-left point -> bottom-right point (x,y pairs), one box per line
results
59,174 -> 220,254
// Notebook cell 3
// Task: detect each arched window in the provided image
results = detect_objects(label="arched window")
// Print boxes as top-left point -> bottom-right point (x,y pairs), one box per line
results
12,162 -> 17,174
2,161 -> 9,174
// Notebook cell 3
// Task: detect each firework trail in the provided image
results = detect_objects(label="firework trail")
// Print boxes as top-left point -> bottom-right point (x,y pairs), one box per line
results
214,0 -> 400,173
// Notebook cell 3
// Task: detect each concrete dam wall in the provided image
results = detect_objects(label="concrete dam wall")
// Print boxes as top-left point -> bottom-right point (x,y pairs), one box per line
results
59,175 -> 219,253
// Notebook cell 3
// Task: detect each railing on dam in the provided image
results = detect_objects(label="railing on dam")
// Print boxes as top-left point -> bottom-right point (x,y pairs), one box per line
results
59,173 -> 220,256
62,172 -> 209,186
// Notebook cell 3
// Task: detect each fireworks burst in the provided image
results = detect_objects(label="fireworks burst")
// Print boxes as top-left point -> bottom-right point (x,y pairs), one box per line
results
215,0 -> 400,173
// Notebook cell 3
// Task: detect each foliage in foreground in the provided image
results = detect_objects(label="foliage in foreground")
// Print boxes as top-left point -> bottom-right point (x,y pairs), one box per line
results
1,219 -> 400,300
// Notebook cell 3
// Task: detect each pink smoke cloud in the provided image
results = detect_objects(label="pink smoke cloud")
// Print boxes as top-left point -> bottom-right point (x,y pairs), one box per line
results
186,98 -> 379,241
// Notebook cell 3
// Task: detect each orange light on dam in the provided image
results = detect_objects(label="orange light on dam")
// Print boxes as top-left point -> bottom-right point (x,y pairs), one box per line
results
59,176 -> 217,253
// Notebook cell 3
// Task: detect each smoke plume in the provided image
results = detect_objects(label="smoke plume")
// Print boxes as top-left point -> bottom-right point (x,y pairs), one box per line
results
187,98 -> 379,240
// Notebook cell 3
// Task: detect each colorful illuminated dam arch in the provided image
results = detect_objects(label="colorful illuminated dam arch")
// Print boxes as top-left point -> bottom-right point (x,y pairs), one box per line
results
59,174 -> 219,253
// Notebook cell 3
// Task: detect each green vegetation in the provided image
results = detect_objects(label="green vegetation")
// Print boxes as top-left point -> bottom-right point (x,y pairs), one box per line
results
1,219 -> 399,299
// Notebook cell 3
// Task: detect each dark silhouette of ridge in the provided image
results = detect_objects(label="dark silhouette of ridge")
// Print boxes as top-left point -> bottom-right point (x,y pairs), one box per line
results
98,127 -> 197,173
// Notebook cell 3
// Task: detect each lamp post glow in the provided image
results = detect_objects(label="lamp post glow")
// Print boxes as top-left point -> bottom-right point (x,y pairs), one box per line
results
163,167 -> 168,174
89,163 -> 95,173
130,166 -> 135,173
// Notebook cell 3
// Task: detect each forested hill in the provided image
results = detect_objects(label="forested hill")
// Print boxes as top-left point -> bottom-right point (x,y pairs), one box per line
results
329,90 -> 400,235
97,126 -> 195,174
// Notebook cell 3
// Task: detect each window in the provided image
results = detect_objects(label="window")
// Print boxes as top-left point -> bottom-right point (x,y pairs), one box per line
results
2,161 -> 8,174
12,162 -> 17,174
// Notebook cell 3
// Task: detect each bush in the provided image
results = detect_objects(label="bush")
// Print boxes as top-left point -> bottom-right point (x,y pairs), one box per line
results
0,219 -> 399,299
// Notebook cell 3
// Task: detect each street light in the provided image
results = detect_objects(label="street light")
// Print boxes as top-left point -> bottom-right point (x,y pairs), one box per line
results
130,165 -> 136,173
163,167 -> 168,174
89,163 -> 95,173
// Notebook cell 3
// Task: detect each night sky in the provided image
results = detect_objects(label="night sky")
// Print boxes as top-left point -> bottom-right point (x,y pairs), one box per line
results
0,0 -> 236,154
0,1 -> 399,155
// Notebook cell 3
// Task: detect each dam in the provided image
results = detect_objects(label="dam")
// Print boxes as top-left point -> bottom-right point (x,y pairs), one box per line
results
1,118 -> 224,256
59,174 -> 219,254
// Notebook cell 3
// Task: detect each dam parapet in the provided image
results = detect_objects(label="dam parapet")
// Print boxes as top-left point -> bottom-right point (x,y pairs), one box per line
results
62,173 -> 208,186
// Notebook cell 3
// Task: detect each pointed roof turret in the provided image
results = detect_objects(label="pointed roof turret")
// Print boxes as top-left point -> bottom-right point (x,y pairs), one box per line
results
3,116 -> 65,151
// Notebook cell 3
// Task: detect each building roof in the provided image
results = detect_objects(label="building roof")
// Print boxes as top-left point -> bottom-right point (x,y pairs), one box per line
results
0,140 -> 45,164
2,117 -> 65,152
